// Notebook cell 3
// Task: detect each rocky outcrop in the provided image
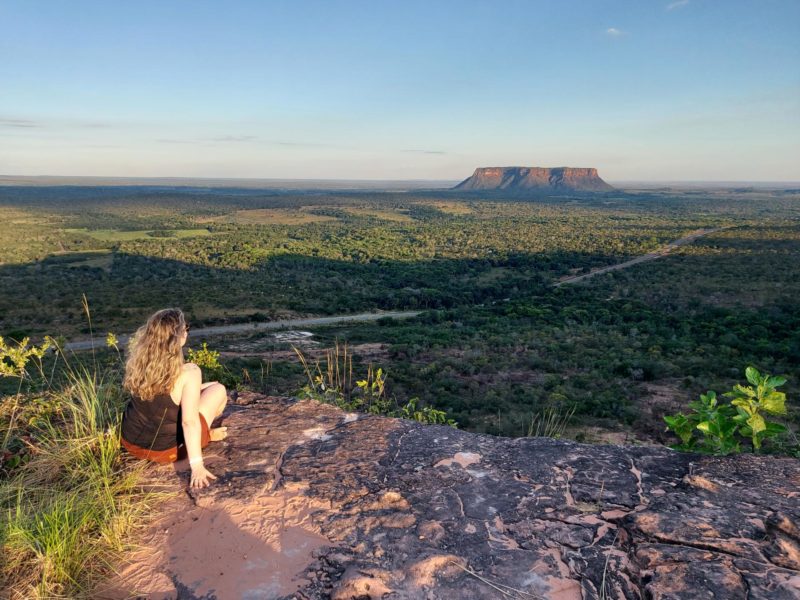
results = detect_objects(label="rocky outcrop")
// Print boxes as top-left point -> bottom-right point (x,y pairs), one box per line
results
454,167 -> 614,192
106,394 -> 800,599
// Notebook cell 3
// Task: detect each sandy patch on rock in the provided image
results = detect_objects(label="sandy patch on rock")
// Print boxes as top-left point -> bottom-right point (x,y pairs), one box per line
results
435,451 -> 482,469
107,483 -> 330,599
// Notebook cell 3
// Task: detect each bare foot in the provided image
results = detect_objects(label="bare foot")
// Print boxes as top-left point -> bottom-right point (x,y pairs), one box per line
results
210,427 -> 228,442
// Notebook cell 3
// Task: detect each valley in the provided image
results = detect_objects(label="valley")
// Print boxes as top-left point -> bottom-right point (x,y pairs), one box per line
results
2,184 -> 798,442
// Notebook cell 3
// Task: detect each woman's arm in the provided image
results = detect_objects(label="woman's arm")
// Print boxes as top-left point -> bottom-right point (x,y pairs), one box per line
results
180,364 -> 217,488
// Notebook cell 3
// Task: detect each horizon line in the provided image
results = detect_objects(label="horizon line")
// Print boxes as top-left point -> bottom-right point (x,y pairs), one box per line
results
1,174 -> 799,188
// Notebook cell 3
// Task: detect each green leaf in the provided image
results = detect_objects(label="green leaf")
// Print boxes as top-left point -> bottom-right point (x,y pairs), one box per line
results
696,421 -> 711,434
687,400 -> 705,413
745,366 -> 761,386
766,375 -> 787,388
731,398 -> 754,414
720,420 -> 738,436
747,413 -> 766,435
763,422 -> 787,435
700,391 -> 717,408
760,391 -> 787,415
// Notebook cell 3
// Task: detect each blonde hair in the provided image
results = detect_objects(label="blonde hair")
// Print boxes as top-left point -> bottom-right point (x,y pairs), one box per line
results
123,308 -> 186,401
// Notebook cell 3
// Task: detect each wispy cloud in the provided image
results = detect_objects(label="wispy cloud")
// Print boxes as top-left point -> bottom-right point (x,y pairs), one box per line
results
157,135 -> 258,144
155,136 -> 340,148
0,117 -> 110,130
207,135 -> 258,143
403,149 -> 447,155
666,0 -> 689,10
605,28 -> 626,37
272,140 -> 327,147
0,118 -> 39,128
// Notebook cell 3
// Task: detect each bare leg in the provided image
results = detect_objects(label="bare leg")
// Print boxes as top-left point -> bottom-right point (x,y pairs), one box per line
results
198,383 -> 228,440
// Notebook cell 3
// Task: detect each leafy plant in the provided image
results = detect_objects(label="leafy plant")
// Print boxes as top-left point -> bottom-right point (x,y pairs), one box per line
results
186,342 -> 221,372
398,397 -> 457,426
1,337 -> 56,464
664,366 -> 789,454
106,331 -> 120,354
725,366 -> 787,450
0,336 -> 52,382
664,391 -> 740,454
187,342 -> 238,387
355,366 -> 395,416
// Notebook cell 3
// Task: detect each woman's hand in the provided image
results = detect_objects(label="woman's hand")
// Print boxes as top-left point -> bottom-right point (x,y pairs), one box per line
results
190,464 -> 217,488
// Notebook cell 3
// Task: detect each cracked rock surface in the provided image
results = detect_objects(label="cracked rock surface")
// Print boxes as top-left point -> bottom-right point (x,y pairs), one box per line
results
105,393 -> 800,599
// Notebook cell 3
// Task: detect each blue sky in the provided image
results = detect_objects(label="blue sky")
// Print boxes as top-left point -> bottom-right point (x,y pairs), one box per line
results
1,1 -> 798,181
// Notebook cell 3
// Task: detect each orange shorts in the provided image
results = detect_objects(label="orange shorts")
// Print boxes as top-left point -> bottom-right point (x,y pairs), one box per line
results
121,414 -> 211,464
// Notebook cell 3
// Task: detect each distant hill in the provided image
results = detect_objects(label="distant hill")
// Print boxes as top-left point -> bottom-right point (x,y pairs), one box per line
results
454,166 -> 614,192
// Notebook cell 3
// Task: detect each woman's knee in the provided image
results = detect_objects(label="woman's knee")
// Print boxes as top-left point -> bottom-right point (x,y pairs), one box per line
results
210,382 -> 228,410
203,382 -> 226,398
199,383 -> 227,422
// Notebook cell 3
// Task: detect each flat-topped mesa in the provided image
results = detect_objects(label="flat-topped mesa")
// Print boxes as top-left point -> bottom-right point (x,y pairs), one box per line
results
454,166 -> 614,192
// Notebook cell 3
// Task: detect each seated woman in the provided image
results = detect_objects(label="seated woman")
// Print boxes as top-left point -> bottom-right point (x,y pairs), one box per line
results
120,308 -> 227,488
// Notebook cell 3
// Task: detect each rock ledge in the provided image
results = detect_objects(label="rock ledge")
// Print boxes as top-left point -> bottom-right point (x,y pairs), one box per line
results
108,394 -> 800,599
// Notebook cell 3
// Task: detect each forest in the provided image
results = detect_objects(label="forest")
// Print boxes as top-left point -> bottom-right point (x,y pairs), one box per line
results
1,184 -> 798,447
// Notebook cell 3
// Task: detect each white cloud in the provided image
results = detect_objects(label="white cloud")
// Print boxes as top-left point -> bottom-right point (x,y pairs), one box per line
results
666,0 -> 689,10
606,28 -> 625,37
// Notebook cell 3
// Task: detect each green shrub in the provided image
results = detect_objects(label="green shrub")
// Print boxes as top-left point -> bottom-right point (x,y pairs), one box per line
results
664,366 -> 790,454
187,342 -> 239,388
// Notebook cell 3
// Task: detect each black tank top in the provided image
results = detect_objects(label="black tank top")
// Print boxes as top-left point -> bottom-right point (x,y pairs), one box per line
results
121,392 -> 184,451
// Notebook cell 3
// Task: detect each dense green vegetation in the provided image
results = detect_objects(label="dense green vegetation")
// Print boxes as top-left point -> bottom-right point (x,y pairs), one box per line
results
1,185 -> 798,447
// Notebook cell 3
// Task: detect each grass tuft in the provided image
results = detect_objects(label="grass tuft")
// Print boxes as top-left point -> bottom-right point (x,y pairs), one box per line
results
0,366 -> 168,598
527,405 -> 576,439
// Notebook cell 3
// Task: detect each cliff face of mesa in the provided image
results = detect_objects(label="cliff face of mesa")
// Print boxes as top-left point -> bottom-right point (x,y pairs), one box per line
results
109,393 -> 800,600
454,166 -> 615,192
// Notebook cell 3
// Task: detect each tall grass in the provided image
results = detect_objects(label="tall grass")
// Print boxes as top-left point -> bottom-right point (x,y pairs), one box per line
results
527,405 -> 576,439
293,343 -> 456,426
293,341 -> 354,406
0,352 -> 166,598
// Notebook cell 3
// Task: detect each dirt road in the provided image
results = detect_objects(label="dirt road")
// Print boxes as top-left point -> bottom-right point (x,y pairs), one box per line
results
64,310 -> 421,351
554,228 -> 724,287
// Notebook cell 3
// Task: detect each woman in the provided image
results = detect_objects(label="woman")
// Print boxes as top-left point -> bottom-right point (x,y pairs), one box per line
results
120,308 -> 228,488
